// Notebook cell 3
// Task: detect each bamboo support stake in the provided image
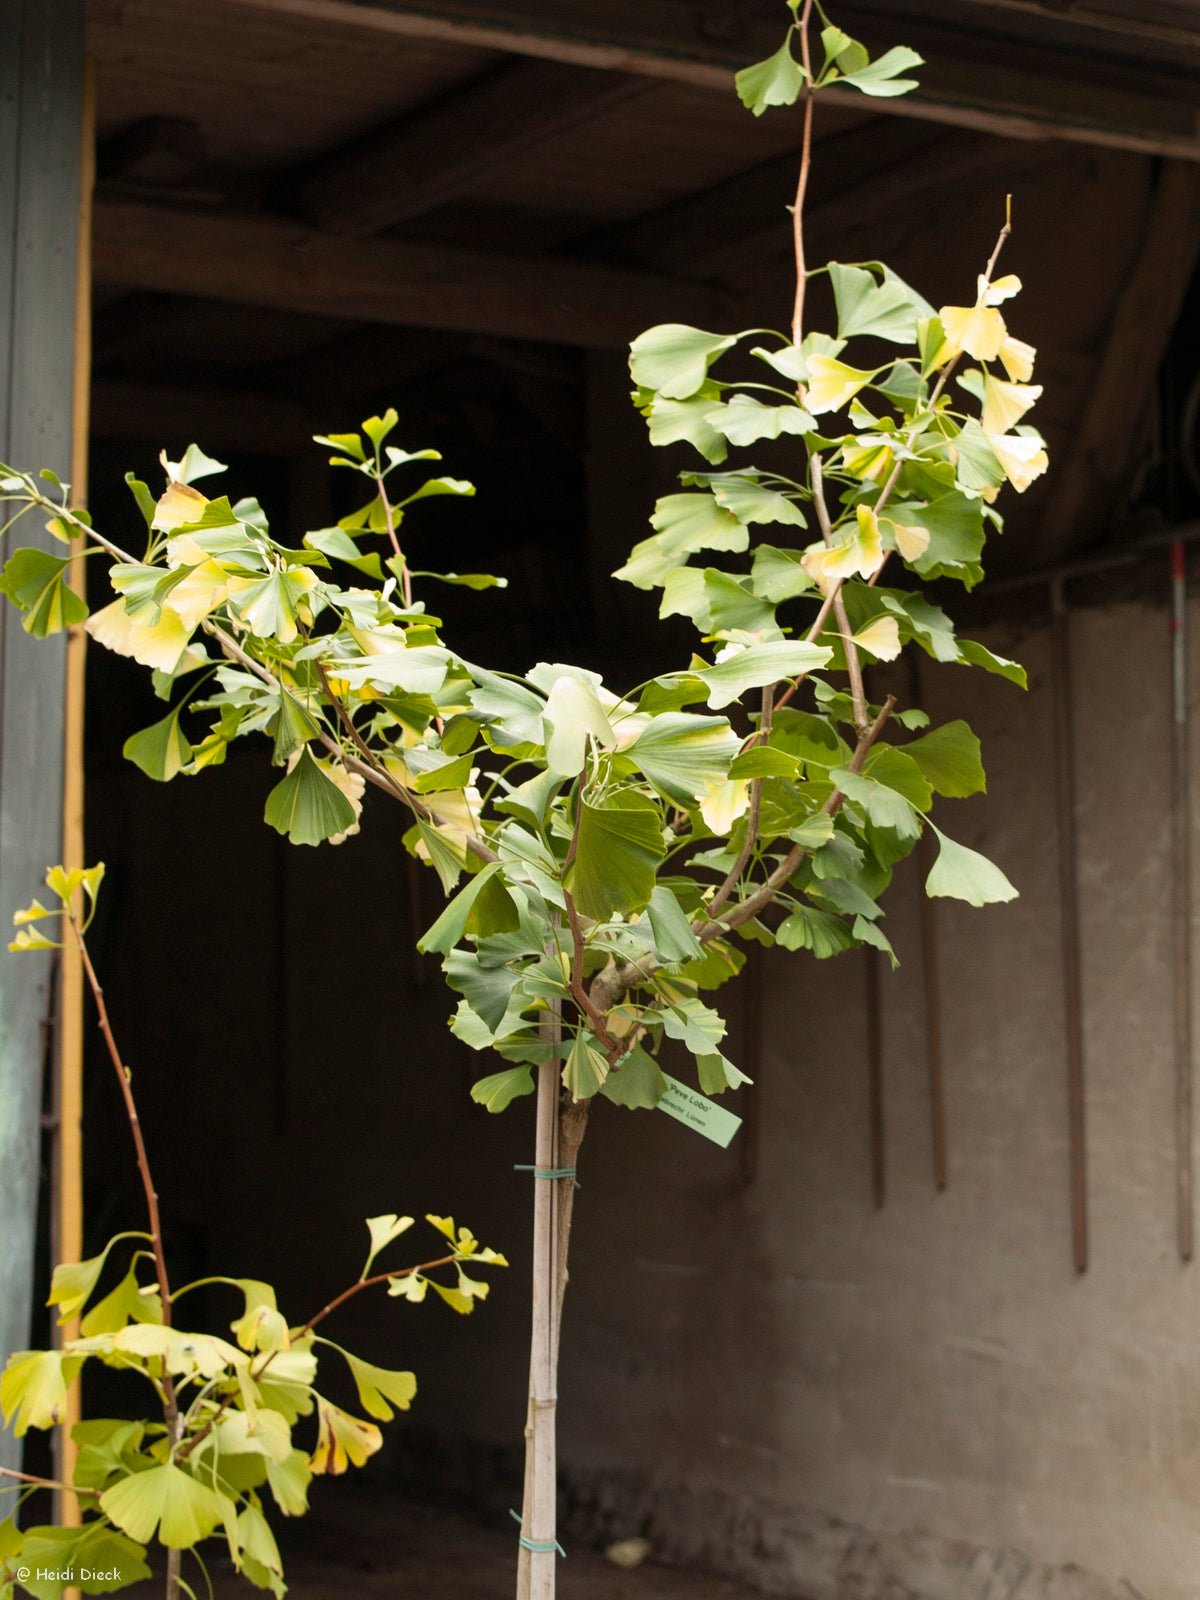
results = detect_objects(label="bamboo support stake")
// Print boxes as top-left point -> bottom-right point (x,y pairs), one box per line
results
55,53 -> 94,1536
906,655 -> 947,1190
1171,538 -> 1194,1262
1050,579 -> 1088,1273
865,950 -> 885,1209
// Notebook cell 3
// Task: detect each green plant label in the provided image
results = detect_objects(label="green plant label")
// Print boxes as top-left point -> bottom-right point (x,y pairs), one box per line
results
656,1073 -> 742,1147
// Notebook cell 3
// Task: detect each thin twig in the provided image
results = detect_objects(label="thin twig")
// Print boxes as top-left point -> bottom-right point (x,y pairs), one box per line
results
704,685 -> 773,923
66,911 -> 180,1442
0,1466 -> 99,1498
791,0 -> 817,347
812,454 -> 869,734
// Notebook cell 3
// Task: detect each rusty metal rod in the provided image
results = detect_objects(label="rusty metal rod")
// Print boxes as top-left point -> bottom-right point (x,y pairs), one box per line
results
1050,579 -> 1088,1273
1171,538 -> 1193,1262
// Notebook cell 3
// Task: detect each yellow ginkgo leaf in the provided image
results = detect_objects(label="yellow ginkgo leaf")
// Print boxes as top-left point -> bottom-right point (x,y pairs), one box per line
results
86,600 -> 192,674
882,518 -> 930,562
841,439 -> 892,482
801,505 -> 884,587
161,560 -> 229,631
698,778 -> 751,835
308,1397 -> 382,1476
804,354 -> 874,415
987,432 -> 1049,493
938,304 -> 1006,362
851,615 -> 902,661
981,376 -> 1042,436
979,272 -> 1022,305
152,481 -> 208,533
998,334 -> 1037,382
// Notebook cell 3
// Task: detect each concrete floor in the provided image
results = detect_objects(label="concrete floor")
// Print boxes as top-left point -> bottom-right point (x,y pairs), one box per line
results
210,1488 -> 768,1599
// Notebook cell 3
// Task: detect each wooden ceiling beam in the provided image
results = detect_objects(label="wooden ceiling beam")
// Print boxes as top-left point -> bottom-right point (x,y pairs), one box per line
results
297,58 -> 650,235
1038,161 -> 1200,560
600,121 -> 1055,282
218,0 -> 1200,161
91,378 -> 314,454
90,195 -> 731,350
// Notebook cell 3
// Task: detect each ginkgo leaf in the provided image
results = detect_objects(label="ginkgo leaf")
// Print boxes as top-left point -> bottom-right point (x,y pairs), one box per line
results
363,1214 -> 415,1275
980,272 -> 1022,305
566,790 -> 664,921
599,1046 -> 668,1109
625,713 -> 740,806
266,1450 -> 312,1517
988,431 -> 1049,493
151,480 -> 209,531
230,1280 -> 290,1353
697,641 -> 832,708
236,1504 -> 283,1578
0,548 -> 88,637
123,707 -> 192,782
981,375 -> 1042,435
851,615 -> 902,661
308,1397 -> 383,1475
926,826 -> 1017,907
87,599 -> 193,675
735,37 -> 806,115
48,1234 -> 140,1322
264,748 -> 358,847
628,324 -> 738,399
999,334 -> 1036,381
562,1032 -> 609,1100
470,1066 -> 535,1113
100,1463 -> 226,1548
542,674 -> 614,776
882,517 -> 931,562
698,779 -> 751,835
336,1348 -> 418,1421
804,354 -> 875,414
939,303 -> 1006,362
0,1350 -> 83,1434
79,1264 -> 163,1337
836,44 -> 923,96
802,505 -> 884,585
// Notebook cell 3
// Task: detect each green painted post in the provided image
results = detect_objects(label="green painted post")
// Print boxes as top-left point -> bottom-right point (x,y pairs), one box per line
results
0,0 -> 85,1477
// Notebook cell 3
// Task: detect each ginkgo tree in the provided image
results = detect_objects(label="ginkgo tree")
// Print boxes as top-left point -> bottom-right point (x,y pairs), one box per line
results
0,866 -> 505,1600
0,1 -> 1045,1595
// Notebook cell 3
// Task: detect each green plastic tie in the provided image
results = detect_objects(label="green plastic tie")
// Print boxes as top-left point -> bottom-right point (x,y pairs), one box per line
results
513,1164 -> 579,1185
509,1508 -> 565,1557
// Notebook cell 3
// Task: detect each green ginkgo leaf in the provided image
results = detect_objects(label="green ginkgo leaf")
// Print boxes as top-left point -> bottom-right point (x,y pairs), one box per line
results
562,1032 -> 609,1100
264,748 -> 358,847
0,547 -> 88,637
925,826 -> 1017,907
735,37 -> 806,115
123,707 -> 193,782
0,1349 -> 84,1434
629,325 -> 738,400
566,791 -> 664,921
100,1463 -> 226,1549
470,1065 -> 535,1113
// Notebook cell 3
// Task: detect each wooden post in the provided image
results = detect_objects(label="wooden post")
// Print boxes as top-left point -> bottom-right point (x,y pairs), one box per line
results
0,0 -> 87,1479
54,52 -> 95,1533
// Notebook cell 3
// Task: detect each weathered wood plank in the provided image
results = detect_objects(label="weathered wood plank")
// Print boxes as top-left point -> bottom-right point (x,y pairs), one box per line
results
1039,161 -> 1200,560
0,0 -> 84,1477
218,0 -> 1200,161
90,196 -> 731,349
298,57 -> 651,235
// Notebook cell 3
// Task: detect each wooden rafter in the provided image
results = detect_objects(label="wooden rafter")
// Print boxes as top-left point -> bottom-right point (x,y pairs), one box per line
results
1039,161 -> 1200,560
602,121 -> 1046,281
90,195 -> 731,349
217,0 -> 1200,161
297,57 -> 651,235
